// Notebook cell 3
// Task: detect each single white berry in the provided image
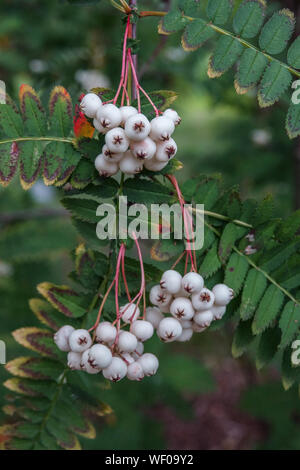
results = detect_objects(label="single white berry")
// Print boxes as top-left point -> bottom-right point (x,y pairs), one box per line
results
96,103 -> 122,130
88,344 -> 112,369
120,352 -> 135,365
180,319 -> 193,329
192,288 -> 215,311
119,303 -> 140,323
130,137 -> 156,160
211,305 -> 226,320
212,284 -> 234,306
182,272 -> 204,295
93,118 -> 109,134
54,325 -> 75,352
127,361 -> 144,381
119,151 -> 143,175
157,317 -> 182,342
194,310 -> 213,327
67,351 -> 82,370
155,138 -> 177,162
149,285 -> 172,307
145,306 -> 164,329
144,158 -> 168,172
80,93 -> 102,118
138,353 -> 159,376
120,105 -> 138,125
170,297 -> 195,320
105,127 -> 129,153
95,321 -> 117,345
130,320 -> 154,342
117,330 -> 138,353
102,356 -> 127,382
80,349 -> 101,374
192,322 -> 207,333
150,116 -> 175,141
160,270 -> 182,295
94,154 -> 118,177
177,328 -> 193,342
124,113 -> 151,141
69,329 -> 92,353
163,108 -> 181,126
102,144 -> 123,163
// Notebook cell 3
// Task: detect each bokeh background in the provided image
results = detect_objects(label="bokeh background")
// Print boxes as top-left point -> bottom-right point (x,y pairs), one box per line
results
1,0 -> 300,450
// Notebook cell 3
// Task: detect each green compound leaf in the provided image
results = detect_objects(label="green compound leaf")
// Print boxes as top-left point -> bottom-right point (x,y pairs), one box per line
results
123,177 -> 172,204
37,282 -> 87,318
287,36 -> 300,69
19,84 -> 47,136
240,268 -> 267,320
279,301 -> 300,349
0,96 -> 24,138
255,326 -> 281,370
0,141 -> 20,187
232,319 -> 254,358
70,158 -> 95,189
208,36 -> 243,78
206,0 -> 232,26
259,9 -> 295,55
61,195 -> 99,223
233,0 -> 265,39
286,102 -> 300,139
258,61 -> 292,108
158,9 -> 187,35
224,252 -> 249,295
49,86 -> 73,137
43,142 -> 80,186
199,240 -> 222,278
252,284 -> 284,335
181,19 -> 215,52
19,141 -> 43,190
235,48 -> 268,95
218,222 -> 239,264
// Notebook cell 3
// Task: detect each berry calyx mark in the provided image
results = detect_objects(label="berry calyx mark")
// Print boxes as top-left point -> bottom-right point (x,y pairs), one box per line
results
136,151 -> 147,159
88,358 -> 97,368
112,375 -> 120,382
165,332 -> 174,340
157,294 -> 167,303
78,336 -> 88,345
101,119 -> 109,128
200,292 -> 211,302
160,280 -> 166,289
113,136 -> 123,145
166,146 -> 175,158
175,309 -> 185,319
104,149 -> 114,158
161,134 -> 170,142
134,121 -> 145,132
184,284 -> 193,294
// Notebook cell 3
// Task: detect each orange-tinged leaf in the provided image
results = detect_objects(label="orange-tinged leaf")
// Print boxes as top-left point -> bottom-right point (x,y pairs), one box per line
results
29,298 -> 66,331
58,433 -> 81,450
74,419 -> 96,440
73,104 -> 94,138
5,356 -> 63,380
12,327 -> 60,359
49,86 -> 72,137
150,241 -> 172,262
37,282 -> 87,318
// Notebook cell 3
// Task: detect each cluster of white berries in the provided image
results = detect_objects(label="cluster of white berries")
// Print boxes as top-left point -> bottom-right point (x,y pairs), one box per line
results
148,271 -> 234,343
80,93 -> 181,176
54,307 -> 158,382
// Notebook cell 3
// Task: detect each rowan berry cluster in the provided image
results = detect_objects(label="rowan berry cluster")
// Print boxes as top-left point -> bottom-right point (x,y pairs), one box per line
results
80,92 -> 180,176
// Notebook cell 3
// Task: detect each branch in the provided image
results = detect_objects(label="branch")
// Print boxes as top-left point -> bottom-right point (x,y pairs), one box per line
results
0,137 -> 74,146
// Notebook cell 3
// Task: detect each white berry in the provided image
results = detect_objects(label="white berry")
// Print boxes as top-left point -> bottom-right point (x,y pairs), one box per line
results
93,118 -> 109,134
130,137 -> 156,160
120,105 -> 138,125
95,321 -> 117,345
177,328 -> 193,342
130,320 -> 154,342
117,330 -> 138,353
102,144 -> 123,162
102,356 -> 127,382
170,297 -> 194,320
69,329 -> 92,353
88,344 -> 112,369
67,351 -> 82,370
160,270 -> 182,295
138,353 -> 159,376
212,284 -> 234,306
94,154 -> 118,177
54,325 -> 75,352
124,113 -> 151,141
127,361 -> 144,381
163,108 -> 181,126
80,93 -> 102,118
157,317 -> 182,342
191,288 -> 215,311
96,103 -> 122,130
150,116 -> 175,141
194,310 -> 213,327
119,303 -> 140,323
192,322 -> 207,333
155,138 -> 177,162
145,307 -> 164,329
105,127 -> 129,153
144,158 -> 168,172
80,349 -> 101,374
182,272 -> 204,295
149,285 -> 172,307
119,151 -> 143,175
211,305 -> 226,320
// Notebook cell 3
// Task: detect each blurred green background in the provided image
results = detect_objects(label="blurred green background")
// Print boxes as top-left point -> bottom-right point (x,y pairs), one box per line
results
1,0 -> 300,450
